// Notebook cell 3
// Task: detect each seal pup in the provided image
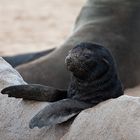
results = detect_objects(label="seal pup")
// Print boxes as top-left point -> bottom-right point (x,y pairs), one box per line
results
2,42 -> 123,129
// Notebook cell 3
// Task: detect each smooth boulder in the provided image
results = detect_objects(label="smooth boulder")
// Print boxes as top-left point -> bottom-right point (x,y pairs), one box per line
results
62,95 -> 140,140
0,57 -> 69,140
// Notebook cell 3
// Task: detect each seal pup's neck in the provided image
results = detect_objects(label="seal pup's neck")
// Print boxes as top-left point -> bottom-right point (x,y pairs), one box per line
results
68,63 -> 123,104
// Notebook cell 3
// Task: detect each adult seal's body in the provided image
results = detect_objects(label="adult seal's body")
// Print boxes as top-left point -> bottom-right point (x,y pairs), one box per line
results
2,43 -> 123,129
15,0 -> 140,89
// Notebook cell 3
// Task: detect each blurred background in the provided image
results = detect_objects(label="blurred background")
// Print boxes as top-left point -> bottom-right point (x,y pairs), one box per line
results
0,0 -> 84,56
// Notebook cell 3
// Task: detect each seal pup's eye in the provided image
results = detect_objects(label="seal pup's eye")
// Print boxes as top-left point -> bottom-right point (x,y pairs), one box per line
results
84,54 -> 90,59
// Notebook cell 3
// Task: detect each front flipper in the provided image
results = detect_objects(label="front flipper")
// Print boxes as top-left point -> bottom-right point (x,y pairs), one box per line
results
1,84 -> 67,102
3,48 -> 55,67
29,99 -> 92,129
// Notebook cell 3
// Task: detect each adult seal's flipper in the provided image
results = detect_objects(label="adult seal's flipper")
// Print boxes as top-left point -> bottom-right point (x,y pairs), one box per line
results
3,48 -> 55,67
1,84 -> 67,102
29,99 -> 92,129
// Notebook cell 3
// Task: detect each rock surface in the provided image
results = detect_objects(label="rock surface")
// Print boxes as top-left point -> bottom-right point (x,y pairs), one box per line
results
0,57 -> 140,140
0,57 -> 69,140
63,95 -> 140,140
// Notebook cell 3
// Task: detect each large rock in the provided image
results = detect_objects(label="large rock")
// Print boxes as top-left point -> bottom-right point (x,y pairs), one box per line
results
0,57 -> 69,140
62,95 -> 140,140
0,57 -> 140,140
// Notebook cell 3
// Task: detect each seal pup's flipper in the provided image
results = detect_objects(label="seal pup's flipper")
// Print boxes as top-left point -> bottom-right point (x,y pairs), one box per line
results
29,99 -> 92,129
3,48 -> 55,67
1,84 -> 67,102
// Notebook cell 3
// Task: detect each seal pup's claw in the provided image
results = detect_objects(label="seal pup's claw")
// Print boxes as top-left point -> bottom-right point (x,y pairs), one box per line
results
29,117 -> 48,129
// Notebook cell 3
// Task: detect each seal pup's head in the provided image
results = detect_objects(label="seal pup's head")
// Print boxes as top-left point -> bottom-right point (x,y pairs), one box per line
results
65,42 -> 123,102
65,42 -> 114,81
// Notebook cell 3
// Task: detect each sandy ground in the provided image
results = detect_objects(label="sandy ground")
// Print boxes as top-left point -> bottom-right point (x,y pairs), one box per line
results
0,0 -> 85,56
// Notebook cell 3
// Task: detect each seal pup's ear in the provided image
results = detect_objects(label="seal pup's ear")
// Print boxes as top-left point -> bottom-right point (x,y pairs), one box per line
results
102,58 -> 110,66
29,99 -> 92,129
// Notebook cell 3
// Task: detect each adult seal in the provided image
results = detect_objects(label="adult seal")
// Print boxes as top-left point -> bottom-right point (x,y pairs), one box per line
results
15,0 -> 140,89
2,42 -> 123,129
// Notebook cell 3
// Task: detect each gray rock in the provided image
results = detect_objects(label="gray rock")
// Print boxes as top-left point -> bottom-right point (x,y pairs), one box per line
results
0,57 -> 69,140
62,95 -> 140,140
0,58 -> 26,89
